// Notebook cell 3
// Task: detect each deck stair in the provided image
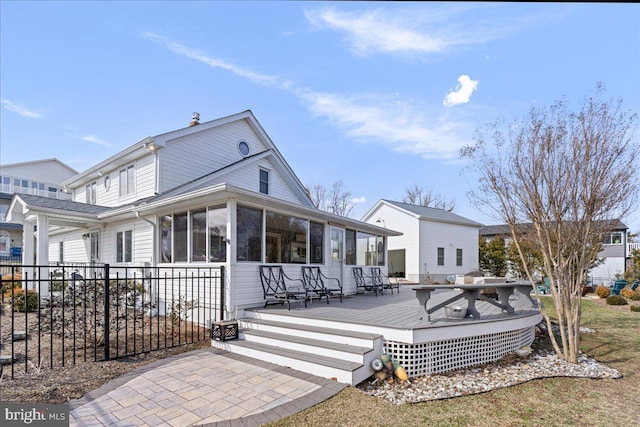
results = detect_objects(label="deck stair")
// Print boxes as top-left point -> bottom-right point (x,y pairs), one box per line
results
212,311 -> 383,386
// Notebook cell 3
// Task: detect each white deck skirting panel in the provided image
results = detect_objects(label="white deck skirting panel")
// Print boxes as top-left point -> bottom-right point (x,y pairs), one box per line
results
385,326 -> 535,378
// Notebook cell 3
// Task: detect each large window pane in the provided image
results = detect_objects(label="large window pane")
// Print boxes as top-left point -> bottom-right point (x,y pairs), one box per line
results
375,236 -> 385,266
160,215 -> 172,263
116,231 -> 123,262
208,206 -> 227,262
266,211 -> 307,264
124,230 -> 132,262
174,212 -> 188,262
352,232 -> 384,266
191,209 -> 206,262
310,222 -> 324,264
237,206 -> 262,262
345,229 -> 356,265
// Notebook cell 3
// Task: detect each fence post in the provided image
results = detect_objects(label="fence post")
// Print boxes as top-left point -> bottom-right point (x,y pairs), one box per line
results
219,266 -> 225,322
104,264 -> 110,361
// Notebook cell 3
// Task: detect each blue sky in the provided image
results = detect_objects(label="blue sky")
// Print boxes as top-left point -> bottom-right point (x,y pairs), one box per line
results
1,2 -> 639,232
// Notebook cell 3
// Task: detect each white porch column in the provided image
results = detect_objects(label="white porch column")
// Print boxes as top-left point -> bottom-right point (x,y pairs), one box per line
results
22,220 -> 35,291
36,214 -> 50,295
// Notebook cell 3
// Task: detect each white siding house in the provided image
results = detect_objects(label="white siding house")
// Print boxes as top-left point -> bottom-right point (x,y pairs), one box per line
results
7,111 -> 400,318
0,158 -> 77,257
480,221 -> 630,286
362,200 -> 482,284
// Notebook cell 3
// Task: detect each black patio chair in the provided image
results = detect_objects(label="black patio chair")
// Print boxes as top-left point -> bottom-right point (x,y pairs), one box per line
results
352,267 -> 382,296
370,267 -> 399,294
259,265 -> 307,310
301,266 -> 343,304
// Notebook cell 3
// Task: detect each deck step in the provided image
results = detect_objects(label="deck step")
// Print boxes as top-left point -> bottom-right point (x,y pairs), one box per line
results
215,317 -> 382,385
228,340 -> 362,372
240,318 -> 381,347
221,339 -> 364,384
240,328 -> 373,363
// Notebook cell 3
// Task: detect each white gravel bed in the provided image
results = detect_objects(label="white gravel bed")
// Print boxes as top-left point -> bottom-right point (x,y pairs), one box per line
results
359,348 -> 622,405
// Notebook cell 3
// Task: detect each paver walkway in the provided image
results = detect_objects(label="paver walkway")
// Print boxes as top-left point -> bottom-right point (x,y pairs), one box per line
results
69,348 -> 346,426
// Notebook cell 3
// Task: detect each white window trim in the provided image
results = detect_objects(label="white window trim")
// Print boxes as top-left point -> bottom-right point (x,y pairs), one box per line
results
116,229 -> 134,264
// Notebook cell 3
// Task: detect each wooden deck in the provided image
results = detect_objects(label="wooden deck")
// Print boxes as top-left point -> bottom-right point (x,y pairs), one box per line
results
232,284 -> 543,382
247,283 -> 542,340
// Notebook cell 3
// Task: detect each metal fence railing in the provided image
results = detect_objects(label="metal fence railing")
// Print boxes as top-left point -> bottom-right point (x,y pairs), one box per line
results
0,263 -> 224,379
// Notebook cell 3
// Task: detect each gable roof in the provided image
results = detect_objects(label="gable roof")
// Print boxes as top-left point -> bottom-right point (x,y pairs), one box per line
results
61,110 -> 314,207
365,200 -> 483,228
0,158 -> 78,175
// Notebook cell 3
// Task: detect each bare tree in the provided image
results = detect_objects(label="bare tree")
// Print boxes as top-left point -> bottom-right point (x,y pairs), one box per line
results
461,84 -> 639,363
305,181 -> 354,217
403,183 -> 456,211
305,183 -> 328,211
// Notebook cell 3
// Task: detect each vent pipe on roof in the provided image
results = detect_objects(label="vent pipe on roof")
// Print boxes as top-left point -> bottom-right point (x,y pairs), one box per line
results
189,112 -> 200,127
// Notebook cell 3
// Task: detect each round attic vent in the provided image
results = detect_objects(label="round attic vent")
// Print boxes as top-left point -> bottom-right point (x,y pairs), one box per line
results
238,140 -> 250,157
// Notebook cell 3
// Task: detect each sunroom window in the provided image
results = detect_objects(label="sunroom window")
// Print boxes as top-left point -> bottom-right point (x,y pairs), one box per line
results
356,231 -> 384,266
237,205 -> 262,262
266,211 -> 308,264
208,206 -> 227,262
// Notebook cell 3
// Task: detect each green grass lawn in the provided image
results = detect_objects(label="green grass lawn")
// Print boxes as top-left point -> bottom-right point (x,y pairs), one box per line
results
268,297 -> 640,427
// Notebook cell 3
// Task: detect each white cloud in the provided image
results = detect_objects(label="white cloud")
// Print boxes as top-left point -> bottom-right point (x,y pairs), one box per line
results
142,32 -> 292,90
351,196 -> 367,204
443,75 -> 479,107
80,135 -> 112,148
1,99 -> 43,119
305,5 -> 564,57
144,33 -> 469,160
300,91 -> 468,160
304,8 -> 447,55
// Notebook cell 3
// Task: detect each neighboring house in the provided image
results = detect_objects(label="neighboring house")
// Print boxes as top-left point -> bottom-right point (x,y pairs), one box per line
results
0,158 -> 76,258
7,110 -> 400,317
479,220 -> 630,286
362,200 -> 482,284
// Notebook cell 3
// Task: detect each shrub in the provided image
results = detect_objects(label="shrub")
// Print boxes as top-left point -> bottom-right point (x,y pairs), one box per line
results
1,274 -> 22,297
606,295 -> 628,306
12,289 -> 39,312
631,304 -> 640,313
630,290 -> 640,301
595,285 -> 611,298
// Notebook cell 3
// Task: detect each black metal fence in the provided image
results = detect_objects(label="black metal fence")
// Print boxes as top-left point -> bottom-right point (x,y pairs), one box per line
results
0,263 -> 224,379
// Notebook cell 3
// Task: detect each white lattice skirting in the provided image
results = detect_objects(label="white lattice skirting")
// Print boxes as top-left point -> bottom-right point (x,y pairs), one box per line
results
385,326 -> 536,378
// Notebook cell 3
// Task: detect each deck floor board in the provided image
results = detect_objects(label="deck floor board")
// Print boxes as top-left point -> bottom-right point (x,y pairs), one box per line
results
249,285 -> 539,330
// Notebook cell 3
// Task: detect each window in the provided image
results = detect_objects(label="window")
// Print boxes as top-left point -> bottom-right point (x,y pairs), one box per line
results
119,165 -> 135,196
173,212 -> 188,262
160,215 -> 172,263
208,206 -> 227,262
59,241 -> 64,264
86,181 -> 97,204
266,211 -> 308,264
456,248 -> 463,266
356,232 -> 384,266
437,247 -> 445,266
603,232 -> 623,245
191,209 -> 206,262
238,140 -> 250,156
237,205 -> 262,262
116,230 -> 133,263
310,222 -> 324,264
345,229 -> 356,265
259,169 -> 269,194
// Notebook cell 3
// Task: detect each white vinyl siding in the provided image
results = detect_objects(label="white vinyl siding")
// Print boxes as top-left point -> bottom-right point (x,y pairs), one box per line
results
158,120 -> 265,193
